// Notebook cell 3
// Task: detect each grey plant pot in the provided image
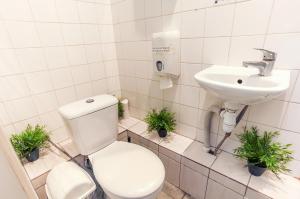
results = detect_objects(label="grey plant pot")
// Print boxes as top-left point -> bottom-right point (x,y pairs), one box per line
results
247,161 -> 267,176
26,148 -> 40,162
158,129 -> 168,138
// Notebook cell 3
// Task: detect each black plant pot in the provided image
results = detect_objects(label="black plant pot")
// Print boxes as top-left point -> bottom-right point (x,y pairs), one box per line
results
158,129 -> 168,138
247,161 -> 267,176
26,148 -> 40,162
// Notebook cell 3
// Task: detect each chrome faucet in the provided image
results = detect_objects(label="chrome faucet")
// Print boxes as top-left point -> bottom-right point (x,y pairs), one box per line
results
243,48 -> 277,76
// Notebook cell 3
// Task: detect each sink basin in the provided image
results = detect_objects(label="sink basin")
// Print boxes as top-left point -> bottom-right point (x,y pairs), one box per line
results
194,65 -> 290,104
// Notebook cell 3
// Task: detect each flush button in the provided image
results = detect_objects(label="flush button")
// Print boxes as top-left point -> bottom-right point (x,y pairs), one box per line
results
86,98 -> 94,103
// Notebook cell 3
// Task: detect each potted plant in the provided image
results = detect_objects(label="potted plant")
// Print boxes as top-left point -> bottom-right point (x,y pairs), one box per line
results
118,100 -> 124,119
145,108 -> 176,138
10,124 -> 50,162
234,127 -> 293,176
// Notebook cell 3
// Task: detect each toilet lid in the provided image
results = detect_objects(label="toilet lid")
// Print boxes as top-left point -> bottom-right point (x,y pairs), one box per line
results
89,141 -> 165,198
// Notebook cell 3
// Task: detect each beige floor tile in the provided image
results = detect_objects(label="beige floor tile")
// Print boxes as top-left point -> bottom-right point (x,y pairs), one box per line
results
157,191 -> 173,199
162,181 -> 185,199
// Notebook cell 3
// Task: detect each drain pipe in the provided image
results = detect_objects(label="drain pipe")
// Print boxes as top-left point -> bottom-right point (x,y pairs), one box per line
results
212,105 -> 249,155
203,105 -> 223,152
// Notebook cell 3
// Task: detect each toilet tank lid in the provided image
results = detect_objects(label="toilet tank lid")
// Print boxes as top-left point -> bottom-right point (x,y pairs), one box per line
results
59,94 -> 118,120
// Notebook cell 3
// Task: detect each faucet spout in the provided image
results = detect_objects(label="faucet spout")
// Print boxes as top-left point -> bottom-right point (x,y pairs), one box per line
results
242,49 -> 277,76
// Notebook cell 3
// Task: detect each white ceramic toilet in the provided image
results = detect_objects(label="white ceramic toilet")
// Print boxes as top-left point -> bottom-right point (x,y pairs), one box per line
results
46,94 -> 165,199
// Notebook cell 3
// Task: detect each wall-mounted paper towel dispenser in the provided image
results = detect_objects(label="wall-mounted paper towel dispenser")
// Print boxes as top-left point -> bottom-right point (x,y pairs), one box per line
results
152,31 -> 180,89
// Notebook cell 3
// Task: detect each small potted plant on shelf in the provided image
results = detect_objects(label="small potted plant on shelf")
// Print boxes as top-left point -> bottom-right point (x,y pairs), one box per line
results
10,124 -> 50,162
145,107 -> 176,138
234,127 -> 293,176
118,99 -> 124,120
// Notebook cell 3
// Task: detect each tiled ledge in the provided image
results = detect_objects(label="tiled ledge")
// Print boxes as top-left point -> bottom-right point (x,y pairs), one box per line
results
120,117 -> 300,199
23,116 -> 300,199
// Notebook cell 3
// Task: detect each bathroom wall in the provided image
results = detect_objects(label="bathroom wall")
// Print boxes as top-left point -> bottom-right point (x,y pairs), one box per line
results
111,0 -> 300,176
0,149 -> 28,198
0,0 -> 119,143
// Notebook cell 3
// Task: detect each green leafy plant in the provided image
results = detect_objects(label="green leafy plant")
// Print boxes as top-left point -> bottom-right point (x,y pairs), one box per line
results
118,100 -> 124,119
234,127 -> 293,175
10,125 -> 50,159
144,108 -> 176,133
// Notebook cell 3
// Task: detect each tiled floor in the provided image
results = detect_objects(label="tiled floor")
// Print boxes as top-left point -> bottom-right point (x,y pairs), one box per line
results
158,181 -> 190,199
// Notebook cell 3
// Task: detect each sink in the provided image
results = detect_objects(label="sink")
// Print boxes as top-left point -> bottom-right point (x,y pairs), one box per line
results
194,65 -> 290,105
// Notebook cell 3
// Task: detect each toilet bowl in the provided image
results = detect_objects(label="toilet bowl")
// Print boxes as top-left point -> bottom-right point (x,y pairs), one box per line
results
90,141 -> 164,199
46,95 -> 165,199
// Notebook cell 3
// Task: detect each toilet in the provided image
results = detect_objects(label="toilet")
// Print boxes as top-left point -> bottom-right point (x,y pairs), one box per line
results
46,94 -> 165,199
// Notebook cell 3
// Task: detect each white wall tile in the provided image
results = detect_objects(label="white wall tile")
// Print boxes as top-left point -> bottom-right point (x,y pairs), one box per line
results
118,0 -> 145,22
180,63 -> 202,87
264,33 -> 300,70
4,97 -> 38,122
248,100 -> 288,128
181,0 -> 210,11
181,38 -> 203,63
282,103 -> 300,133
92,79 -> 108,94
145,17 -> 163,40
50,68 -> 73,89
71,65 -> 91,84
89,62 -> 106,80
0,49 -> 22,76
269,0 -> 300,34
0,103 -> 11,126
0,0 -> 116,146
36,23 -> 64,46
101,25 -> 115,43
44,46 -> 69,69
180,85 -> 199,108
119,21 -> 146,42
5,21 -> 40,48
16,48 -> 47,73
0,75 -> 30,101
102,43 -> 117,60
228,35 -> 264,66
55,86 -> 76,106
33,92 -> 58,114
62,24 -> 83,45
181,10 -> 205,38
291,76 -> 300,103
232,0 -> 273,36
205,4 -> 235,37
26,71 -> 53,94
66,45 -> 87,65
163,14 -> 181,32
0,0 -> 32,21
75,82 -> 93,99
0,22 -> 12,49
162,0 -> 181,15
82,24 -> 100,44
55,0 -> 79,23
202,37 -> 231,65
145,0 -> 161,18
78,1 -> 98,24
85,44 -> 103,63
180,105 -> 198,127
39,111 -> 64,131
29,0 -> 58,22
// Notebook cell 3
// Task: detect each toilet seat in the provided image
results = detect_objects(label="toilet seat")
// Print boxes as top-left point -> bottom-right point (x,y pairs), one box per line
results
89,141 -> 165,199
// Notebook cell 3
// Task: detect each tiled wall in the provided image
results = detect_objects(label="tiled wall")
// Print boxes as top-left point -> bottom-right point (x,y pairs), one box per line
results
0,0 -> 120,143
111,0 -> 300,177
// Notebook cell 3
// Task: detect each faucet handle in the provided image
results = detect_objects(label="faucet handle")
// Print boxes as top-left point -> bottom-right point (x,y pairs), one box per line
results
254,48 -> 277,61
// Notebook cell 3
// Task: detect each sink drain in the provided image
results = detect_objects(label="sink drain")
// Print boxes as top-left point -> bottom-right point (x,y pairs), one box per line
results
237,79 -> 243,84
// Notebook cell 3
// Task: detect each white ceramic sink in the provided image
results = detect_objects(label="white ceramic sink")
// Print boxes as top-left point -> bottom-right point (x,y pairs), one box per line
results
194,65 -> 290,104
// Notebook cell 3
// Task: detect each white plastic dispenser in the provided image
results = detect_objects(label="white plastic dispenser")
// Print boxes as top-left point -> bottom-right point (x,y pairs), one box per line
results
152,31 -> 180,89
